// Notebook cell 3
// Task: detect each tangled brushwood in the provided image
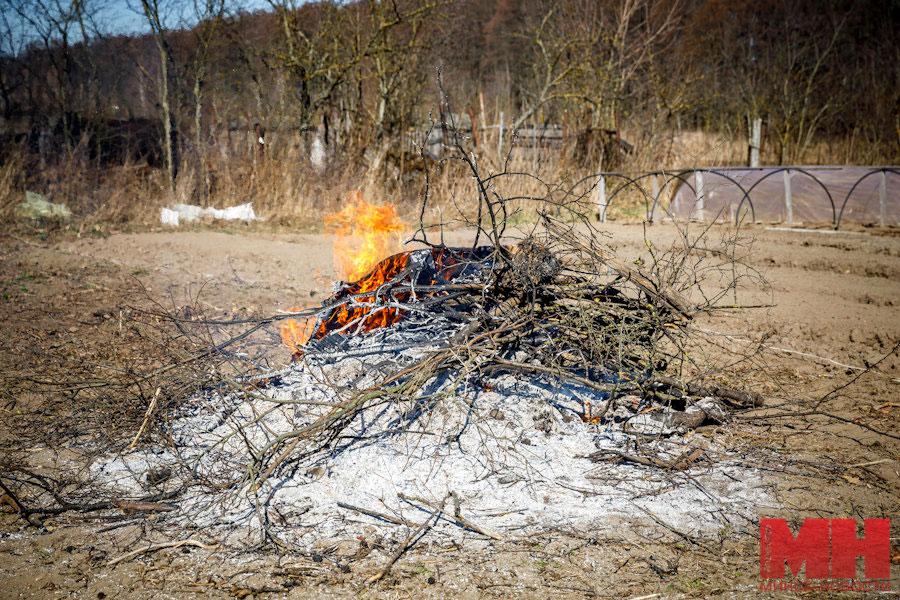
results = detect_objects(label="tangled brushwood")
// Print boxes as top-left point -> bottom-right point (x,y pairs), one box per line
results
245,214 -> 762,487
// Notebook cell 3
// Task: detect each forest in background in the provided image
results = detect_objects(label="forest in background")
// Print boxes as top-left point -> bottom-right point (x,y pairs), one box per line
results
0,0 -> 898,225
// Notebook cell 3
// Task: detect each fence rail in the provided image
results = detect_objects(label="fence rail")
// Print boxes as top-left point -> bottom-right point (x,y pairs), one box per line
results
581,166 -> 900,229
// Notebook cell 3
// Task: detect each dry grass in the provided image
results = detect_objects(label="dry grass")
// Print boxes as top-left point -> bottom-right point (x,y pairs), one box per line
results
0,151 -> 25,218
0,127 -> 888,233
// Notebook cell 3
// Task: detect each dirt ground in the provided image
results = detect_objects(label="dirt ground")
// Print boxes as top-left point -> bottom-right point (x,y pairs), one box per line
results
0,221 -> 898,599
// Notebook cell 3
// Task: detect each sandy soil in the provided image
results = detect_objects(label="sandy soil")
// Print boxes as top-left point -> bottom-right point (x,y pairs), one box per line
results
0,222 -> 898,598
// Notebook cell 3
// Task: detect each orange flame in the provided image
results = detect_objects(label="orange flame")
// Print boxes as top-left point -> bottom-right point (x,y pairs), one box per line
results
279,246 -> 492,359
279,195 -> 407,356
280,306 -> 316,355
325,192 -> 407,282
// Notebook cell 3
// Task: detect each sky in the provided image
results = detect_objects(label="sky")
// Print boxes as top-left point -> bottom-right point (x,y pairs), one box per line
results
100,0 -> 273,36
1,0 -> 272,54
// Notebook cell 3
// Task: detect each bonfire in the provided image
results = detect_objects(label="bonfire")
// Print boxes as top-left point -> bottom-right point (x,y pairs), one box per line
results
91,185 -> 768,572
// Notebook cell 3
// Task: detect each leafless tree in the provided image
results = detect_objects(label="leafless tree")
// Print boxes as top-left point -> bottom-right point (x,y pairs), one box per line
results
135,0 -> 181,187
1,0 -> 103,149
187,0 -> 227,157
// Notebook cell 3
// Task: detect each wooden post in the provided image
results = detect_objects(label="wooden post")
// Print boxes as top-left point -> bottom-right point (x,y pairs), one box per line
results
748,117 -> 761,167
880,170 -> 887,228
783,169 -> 793,224
696,171 -> 705,220
650,174 -> 659,222
467,108 -> 479,147
597,175 -> 607,222
497,112 -> 504,161
673,177 -> 680,220
479,90 -> 487,134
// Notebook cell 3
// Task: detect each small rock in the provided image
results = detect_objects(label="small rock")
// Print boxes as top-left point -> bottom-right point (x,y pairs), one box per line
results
849,328 -> 862,343
666,406 -> 705,430
696,397 -> 728,423
488,408 -> 504,421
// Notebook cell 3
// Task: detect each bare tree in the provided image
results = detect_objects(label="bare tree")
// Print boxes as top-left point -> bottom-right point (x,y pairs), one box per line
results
767,13 -> 846,163
684,0 -> 852,164
268,0 -> 351,128
136,0 -> 180,187
364,0 -> 436,135
510,4 -> 583,131
1,0 -> 102,149
0,8 -> 26,122
187,0 -> 227,156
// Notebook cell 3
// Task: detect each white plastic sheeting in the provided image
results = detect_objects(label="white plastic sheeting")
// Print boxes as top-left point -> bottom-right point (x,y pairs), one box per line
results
160,202 -> 259,226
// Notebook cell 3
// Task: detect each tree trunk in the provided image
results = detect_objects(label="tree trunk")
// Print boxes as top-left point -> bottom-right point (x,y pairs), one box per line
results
159,52 -> 176,188
194,75 -> 203,157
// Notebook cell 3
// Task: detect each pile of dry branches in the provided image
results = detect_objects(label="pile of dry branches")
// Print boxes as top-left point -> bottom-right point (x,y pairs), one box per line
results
240,95 -> 765,486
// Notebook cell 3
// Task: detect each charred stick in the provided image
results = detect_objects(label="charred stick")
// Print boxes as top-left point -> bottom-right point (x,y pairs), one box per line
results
337,502 -> 409,526
117,501 -> 177,513
586,448 -> 704,471
0,471 -> 183,518
486,358 -> 631,405
0,476 -> 42,526
0,477 -> 25,514
449,511 -> 503,541
332,283 -> 483,305
650,375 -> 763,407
587,449 -> 675,469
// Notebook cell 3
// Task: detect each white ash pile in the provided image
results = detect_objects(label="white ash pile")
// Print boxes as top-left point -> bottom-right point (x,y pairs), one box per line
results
94,329 -> 771,548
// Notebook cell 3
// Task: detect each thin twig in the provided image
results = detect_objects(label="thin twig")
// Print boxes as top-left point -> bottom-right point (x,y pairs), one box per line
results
366,495 -> 448,584
337,502 -> 408,526
129,387 -> 161,449
108,538 -> 213,566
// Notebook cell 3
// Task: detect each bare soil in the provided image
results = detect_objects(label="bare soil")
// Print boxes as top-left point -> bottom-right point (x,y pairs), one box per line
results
0,222 -> 898,599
